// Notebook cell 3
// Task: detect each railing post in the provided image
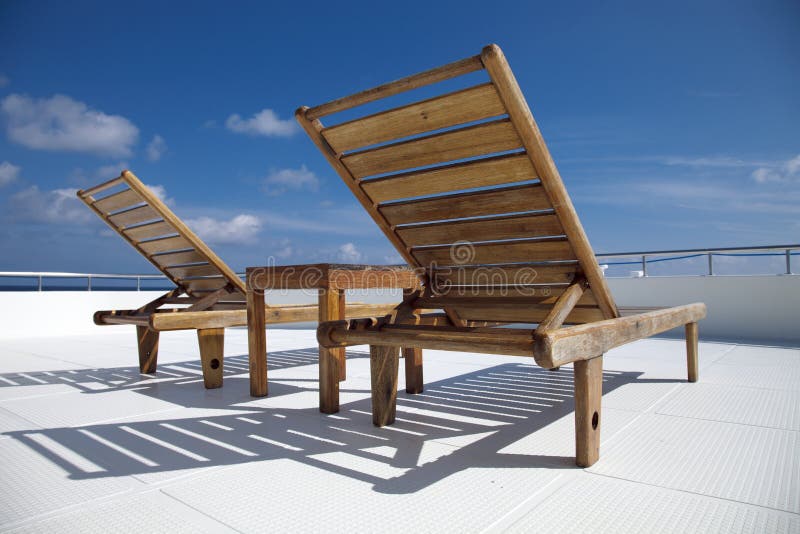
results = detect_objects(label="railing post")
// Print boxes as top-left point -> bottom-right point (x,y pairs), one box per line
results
87,275 -> 92,291
787,249 -> 793,275
137,276 -> 141,291
38,275 -> 43,292
641,255 -> 647,277
707,253 -> 714,276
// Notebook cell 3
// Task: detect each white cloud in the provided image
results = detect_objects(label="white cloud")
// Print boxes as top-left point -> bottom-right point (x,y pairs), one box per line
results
659,155 -> 756,168
146,184 -> 174,206
274,238 -> 293,259
0,161 -> 21,187
263,165 -> 320,195
9,186 -> 93,223
383,253 -> 404,264
337,243 -> 362,263
1,94 -> 139,157
146,134 -> 167,161
225,108 -> 298,137
95,162 -> 128,180
185,214 -> 261,244
752,154 -> 800,183
0,74 -> 9,88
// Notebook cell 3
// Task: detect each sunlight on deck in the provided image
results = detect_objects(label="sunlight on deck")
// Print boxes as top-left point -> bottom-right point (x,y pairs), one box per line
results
0,329 -> 797,532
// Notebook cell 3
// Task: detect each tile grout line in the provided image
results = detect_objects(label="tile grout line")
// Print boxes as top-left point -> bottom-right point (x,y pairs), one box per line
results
639,410 -> 800,433
479,472 -> 580,534
585,470 -> 800,516
158,488 -> 249,534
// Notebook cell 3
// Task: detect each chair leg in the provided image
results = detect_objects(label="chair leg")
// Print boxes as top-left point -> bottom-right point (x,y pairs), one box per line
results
136,326 -> 159,374
247,285 -> 268,397
319,288 -> 343,413
319,346 -> 340,414
574,355 -> 603,467
371,345 -> 399,426
403,347 -> 423,394
198,328 -> 224,389
685,322 -> 699,382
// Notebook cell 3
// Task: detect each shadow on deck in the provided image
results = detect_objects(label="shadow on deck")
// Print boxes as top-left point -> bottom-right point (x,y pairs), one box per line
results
3,351 -> 681,494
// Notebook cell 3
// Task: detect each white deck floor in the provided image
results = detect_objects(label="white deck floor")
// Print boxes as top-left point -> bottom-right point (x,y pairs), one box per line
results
0,329 -> 797,533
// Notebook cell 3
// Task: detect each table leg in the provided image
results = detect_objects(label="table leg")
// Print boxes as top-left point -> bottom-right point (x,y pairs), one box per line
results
403,347 -> 423,393
337,290 -> 346,381
319,288 -> 343,413
247,286 -> 268,397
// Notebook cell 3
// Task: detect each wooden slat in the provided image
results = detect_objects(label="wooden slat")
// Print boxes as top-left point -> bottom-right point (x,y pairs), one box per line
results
397,212 -> 563,247
342,119 -> 522,178
431,263 -> 577,286
482,45 -> 619,319
77,175 -> 124,198
455,304 -> 604,325
216,290 -> 247,303
166,263 -> 222,280
361,153 -> 536,204
152,249 -> 206,267
184,277 -> 229,292
295,112 -> 421,271
305,54 -> 484,120
100,314 -> 151,326
381,183 -> 550,226
107,204 -> 160,228
323,83 -> 506,153
93,188 -> 142,214
415,287 -> 598,308
161,296 -> 202,304
120,171 -> 246,293
413,238 -> 575,266
123,220 -> 176,242
138,235 -> 193,255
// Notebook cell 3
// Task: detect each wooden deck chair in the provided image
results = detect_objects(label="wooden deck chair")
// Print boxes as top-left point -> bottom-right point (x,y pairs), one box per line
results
77,170 -> 395,393
297,44 -> 706,467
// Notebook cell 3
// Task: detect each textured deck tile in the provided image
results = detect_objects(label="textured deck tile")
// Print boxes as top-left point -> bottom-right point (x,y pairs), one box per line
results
656,383 -> 800,430
8,490 -> 237,533
0,437 -> 140,528
588,414 -> 800,513
503,473 -> 799,534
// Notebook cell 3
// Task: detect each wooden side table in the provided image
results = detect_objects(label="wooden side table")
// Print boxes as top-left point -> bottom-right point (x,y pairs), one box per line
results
246,263 -> 422,413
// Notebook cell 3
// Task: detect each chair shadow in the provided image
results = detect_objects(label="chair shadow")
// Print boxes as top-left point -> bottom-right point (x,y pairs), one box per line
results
3,358 -> 682,494
0,348 -> 371,407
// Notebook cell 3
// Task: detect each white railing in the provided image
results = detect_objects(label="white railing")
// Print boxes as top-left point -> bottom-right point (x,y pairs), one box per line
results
0,244 -> 797,291
596,244 -> 798,277
0,271 -> 245,292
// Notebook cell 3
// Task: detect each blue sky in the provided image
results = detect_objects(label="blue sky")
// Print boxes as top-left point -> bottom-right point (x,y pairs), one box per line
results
0,0 -> 798,274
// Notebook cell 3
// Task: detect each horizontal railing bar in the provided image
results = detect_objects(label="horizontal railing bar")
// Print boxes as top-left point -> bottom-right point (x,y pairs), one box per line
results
0,272 -> 246,279
596,244 -> 800,258
0,245 -> 797,285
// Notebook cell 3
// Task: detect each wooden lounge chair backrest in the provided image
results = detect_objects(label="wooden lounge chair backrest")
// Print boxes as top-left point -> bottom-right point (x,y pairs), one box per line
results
77,170 -> 246,304
297,44 -> 619,325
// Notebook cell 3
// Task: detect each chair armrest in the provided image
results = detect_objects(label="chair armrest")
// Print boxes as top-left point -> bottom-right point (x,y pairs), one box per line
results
534,303 -> 706,368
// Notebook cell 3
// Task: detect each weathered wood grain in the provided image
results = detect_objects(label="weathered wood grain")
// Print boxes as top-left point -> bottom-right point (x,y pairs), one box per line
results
361,153 -> 536,204
323,83 -> 505,152
342,119 -> 521,178
381,183 -> 550,225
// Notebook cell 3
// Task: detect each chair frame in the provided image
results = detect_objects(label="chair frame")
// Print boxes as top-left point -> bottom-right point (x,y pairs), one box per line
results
77,170 -> 394,393
299,44 -> 706,466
